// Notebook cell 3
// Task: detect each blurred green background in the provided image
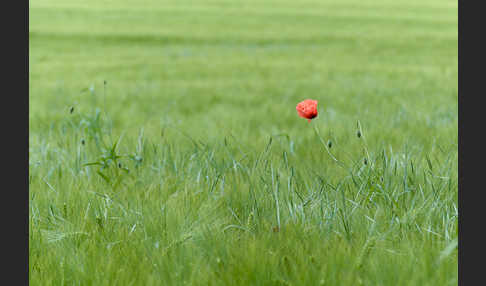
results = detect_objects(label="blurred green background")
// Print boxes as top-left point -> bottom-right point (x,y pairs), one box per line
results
29,0 -> 457,149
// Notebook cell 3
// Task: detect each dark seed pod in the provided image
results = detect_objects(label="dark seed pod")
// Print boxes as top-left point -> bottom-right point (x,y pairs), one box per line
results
357,130 -> 361,138
118,163 -> 122,168
327,140 -> 332,148
81,139 -> 85,145
96,216 -> 103,229
69,106 -> 74,114
364,158 -> 368,165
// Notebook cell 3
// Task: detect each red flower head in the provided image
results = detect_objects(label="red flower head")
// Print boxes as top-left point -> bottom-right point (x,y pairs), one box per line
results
296,99 -> 318,123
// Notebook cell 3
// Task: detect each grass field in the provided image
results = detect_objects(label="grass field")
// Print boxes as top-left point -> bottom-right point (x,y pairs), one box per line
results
29,0 -> 458,285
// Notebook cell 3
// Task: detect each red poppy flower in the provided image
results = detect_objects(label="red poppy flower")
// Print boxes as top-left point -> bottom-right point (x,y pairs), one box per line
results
296,99 -> 318,123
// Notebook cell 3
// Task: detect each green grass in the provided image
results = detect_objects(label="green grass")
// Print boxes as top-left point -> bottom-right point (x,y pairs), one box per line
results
29,0 -> 458,285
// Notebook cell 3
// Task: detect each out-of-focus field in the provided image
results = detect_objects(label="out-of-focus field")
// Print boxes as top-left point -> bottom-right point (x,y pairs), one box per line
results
29,0 -> 458,285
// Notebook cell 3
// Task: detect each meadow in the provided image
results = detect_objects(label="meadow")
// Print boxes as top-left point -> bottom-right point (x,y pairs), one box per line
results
29,0 -> 458,284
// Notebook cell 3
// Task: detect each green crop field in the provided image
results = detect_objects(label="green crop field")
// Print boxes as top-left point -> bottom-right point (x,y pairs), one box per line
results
29,0 -> 458,285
